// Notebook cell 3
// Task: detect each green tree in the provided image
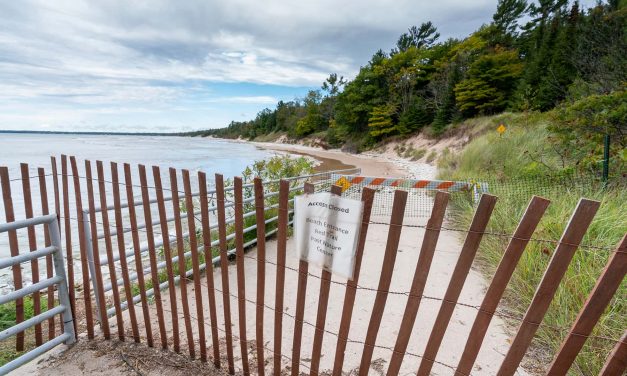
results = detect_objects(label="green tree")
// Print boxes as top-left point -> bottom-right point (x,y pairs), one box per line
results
367,104 -> 396,139
321,73 -> 346,96
549,90 -> 627,174
295,90 -> 325,137
394,22 -> 440,53
454,48 -> 523,115
397,97 -> 433,135
493,0 -> 528,36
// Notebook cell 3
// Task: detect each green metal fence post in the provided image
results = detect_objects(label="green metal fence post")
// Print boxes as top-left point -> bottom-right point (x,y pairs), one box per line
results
603,134 -> 610,188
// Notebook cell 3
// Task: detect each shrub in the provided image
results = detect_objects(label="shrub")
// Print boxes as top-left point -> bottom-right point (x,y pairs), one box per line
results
549,91 -> 627,177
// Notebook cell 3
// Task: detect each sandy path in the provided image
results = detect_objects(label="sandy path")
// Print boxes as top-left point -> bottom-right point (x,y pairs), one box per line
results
253,142 -> 410,178
141,146 -> 525,375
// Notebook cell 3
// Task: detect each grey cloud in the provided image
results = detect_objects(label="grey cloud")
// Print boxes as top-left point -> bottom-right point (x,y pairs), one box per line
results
0,0 -> 510,130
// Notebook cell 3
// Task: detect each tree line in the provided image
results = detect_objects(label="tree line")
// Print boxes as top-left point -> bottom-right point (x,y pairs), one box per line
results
199,0 -> 625,153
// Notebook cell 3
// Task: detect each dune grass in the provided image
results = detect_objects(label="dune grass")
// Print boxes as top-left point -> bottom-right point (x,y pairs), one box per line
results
438,112 -> 626,374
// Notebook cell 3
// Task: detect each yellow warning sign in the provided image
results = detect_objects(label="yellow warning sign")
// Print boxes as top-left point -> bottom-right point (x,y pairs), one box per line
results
334,176 -> 351,192
497,124 -> 506,135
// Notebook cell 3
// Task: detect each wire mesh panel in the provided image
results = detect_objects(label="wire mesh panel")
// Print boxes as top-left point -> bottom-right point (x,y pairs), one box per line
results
330,175 -> 484,217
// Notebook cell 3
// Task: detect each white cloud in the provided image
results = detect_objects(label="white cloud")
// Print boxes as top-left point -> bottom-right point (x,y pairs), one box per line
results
0,0 -> 523,131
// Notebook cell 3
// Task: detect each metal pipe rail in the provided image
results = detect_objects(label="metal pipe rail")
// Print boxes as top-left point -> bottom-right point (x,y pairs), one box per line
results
101,208 -> 295,293
86,167 -> 360,321
96,190 -> 298,265
0,215 -> 76,375
95,183 -> 304,240
107,218 -> 294,317
90,167 -> 359,213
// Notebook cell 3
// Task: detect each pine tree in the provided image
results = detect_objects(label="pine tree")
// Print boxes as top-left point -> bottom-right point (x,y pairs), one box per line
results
432,62 -> 461,134
454,48 -> 524,115
367,105 -> 396,139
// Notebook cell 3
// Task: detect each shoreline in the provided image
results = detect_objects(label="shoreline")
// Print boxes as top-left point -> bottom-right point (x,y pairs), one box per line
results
250,140 -> 437,180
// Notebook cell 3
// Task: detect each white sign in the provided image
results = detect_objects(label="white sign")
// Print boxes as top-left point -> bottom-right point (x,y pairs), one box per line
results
294,192 -> 363,280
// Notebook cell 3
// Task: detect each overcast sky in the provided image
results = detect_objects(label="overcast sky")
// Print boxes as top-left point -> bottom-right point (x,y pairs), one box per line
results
0,0 -> 594,133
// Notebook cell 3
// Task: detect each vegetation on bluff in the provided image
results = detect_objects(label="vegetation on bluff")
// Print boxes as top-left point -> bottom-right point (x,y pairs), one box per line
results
438,111 -> 625,374
195,0 -> 625,173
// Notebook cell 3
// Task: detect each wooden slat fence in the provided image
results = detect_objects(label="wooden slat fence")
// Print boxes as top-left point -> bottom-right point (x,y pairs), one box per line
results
0,156 -> 624,376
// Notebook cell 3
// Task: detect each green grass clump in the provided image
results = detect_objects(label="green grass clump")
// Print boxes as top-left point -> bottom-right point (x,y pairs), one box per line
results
1,296 -> 51,366
394,143 -> 427,161
438,112 -> 626,374
425,150 -> 437,164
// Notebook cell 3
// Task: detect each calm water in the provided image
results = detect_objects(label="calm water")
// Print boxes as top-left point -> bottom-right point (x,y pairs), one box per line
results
0,133 -> 275,287
0,133 -> 272,180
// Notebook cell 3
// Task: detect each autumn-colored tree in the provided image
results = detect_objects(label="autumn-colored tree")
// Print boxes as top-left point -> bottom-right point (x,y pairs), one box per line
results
367,105 -> 396,139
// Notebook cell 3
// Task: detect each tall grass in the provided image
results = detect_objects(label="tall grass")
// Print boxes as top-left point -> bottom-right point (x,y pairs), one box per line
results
439,112 -> 626,374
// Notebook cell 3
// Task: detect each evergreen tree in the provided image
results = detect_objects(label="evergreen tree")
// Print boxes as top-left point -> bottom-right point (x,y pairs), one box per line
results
367,105 -> 396,139
432,62 -> 461,134
394,22 -> 440,54
455,48 -> 524,115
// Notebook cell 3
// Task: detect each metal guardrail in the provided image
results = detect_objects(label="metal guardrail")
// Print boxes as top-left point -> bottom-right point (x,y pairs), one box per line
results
82,168 -> 361,320
0,214 -> 75,375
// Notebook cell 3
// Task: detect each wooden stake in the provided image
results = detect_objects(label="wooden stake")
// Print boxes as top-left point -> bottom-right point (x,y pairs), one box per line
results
198,171 -> 221,366
216,173 -> 235,374
139,165 -> 168,349
1,167 -> 25,350
123,163 -> 152,346
358,189 -> 409,376
455,196 -> 550,376
496,199 -> 600,376
110,162 -> 140,342
169,168 -> 196,357
386,191 -> 450,376
153,166 -> 180,352
70,156 -> 95,339
234,177 -> 250,375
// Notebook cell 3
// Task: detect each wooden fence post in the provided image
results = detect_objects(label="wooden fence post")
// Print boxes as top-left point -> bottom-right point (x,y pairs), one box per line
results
153,166 -> 180,352
111,162 -> 140,342
20,163 -> 43,346
291,182 -> 315,376
416,194 -> 497,376
123,163 -> 152,346
455,196 -> 550,376
85,160 -> 110,339
96,161 -> 125,340
272,180 -> 289,375
70,156 -> 95,339
358,189 -> 409,376
547,234 -> 626,374
234,177 -> 250,375
331,187 -> 376,376
599,330 -> 627,376
198,171 -> 221,366
169,168 -> 196,356
216,173 -> 236,374
182,169 -> 208,361
140,165 -> 168,349
38,167 -> 56,340
0,167 -> 25,350
310,184 -> 343,375
386,191 -> 450,376
496,198 -> 600,376
253,177 -> 266,376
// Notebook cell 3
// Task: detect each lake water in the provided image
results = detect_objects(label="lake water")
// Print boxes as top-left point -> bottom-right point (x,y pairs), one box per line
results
0,133 -> 273,181
0,133 -> 276,288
